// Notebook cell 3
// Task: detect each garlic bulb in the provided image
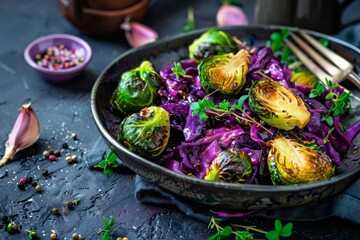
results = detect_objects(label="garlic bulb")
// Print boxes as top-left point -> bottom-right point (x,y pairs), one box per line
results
0,103 -> 40,167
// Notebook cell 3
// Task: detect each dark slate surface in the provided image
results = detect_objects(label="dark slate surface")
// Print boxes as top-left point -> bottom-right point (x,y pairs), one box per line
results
0,0 -> 359,239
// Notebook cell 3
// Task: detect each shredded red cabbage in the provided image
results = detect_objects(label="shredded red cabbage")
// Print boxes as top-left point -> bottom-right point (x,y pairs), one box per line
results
154,45 -> 359,183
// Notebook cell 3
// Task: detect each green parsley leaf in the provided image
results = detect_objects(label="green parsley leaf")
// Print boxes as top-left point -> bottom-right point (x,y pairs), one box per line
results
280,223 -> 293,237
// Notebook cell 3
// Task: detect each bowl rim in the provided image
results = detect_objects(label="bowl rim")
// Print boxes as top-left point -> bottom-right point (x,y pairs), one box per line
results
91,24 -> 360,193
82,0 -> 148,15
24,33 -> 92,76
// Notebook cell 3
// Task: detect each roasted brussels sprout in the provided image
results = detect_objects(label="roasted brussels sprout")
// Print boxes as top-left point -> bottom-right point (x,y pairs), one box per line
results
198,49 -> 250,95
290,69 -> 318,89
118,106 -> 170,159
111,61 -> 164,115
248,80 -> 310,130
204,149 -> 252,183
189,29 -> 239,63
266,136 -> 335,185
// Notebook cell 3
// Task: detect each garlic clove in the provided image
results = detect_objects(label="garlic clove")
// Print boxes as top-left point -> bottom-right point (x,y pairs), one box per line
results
0,103 -> 40,167
120,21 -> 159,48
216,4 -> 249,27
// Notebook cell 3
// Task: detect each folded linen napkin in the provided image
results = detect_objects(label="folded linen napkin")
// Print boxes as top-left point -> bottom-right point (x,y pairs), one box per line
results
86,137 -> 360,224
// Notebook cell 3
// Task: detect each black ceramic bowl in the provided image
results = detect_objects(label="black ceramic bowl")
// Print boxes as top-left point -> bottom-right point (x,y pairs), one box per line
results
91,26 -> 360,211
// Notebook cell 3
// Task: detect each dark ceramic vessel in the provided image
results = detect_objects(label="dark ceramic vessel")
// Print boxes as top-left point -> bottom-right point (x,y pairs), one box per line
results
58,0 -> 149,36
91,26 -> 360,210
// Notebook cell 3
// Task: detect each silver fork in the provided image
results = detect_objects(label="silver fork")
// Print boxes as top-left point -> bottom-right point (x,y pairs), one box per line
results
285,30 -> 360,92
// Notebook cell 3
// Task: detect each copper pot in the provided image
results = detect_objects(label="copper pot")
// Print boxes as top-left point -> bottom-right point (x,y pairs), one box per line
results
85,0 -> 139,10
58,0 -> 149,36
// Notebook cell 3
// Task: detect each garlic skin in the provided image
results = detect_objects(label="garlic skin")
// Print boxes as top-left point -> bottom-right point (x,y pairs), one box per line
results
216,4 -> 249,27
120,21 -> 159,48
0,103 -> 40,167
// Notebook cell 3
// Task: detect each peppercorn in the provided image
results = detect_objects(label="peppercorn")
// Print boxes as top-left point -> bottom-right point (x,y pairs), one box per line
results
42,168 -> 49,176
72,233 -> 79,240
65,201 -> 73,209
49,155 -> 56,161
50,232 -> 57,240
54,150 -> 61,157
35,185 -> 42,192
19,178 -> 26,184
66,156 -> 73,164
2,216 -> 9,224
62,143 -> 68,149
71,133 -> 77,140
52,207 -> 59,216
17,183 -> 25,190
26,176 -> 33,183
35,45 -> 84,70
31,181 -> 37,187
71,155 -> 77,162
49,150 -> 54,155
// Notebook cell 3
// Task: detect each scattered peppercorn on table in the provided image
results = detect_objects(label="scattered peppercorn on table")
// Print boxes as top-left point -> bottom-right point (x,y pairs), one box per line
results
0,0 -> 359,239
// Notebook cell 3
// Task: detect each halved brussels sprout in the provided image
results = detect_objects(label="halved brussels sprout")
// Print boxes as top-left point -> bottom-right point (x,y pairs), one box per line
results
189,29 -> 239,63
118,106 -> 170,159
248,80 -> 310,130
266,136 -> 335,185
111,61 -> 164,115
198,49 -> 250,95
290,69 -> 318,89
204,149 -> 252,183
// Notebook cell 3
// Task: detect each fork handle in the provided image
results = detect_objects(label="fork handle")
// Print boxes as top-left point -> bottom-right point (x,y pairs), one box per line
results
347,71 -> 360,90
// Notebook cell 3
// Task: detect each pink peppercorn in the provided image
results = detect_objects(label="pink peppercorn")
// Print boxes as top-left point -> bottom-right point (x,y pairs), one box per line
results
49,155 -> 56,161
19,178 -> 26,184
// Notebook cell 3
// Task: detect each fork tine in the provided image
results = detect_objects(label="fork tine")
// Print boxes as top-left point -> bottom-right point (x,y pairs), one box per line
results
290,33 -> 343,82
285,38 -> 332,84
299,31 -> 353,75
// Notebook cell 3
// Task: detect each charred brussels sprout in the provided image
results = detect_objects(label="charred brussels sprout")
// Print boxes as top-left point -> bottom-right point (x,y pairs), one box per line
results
189,29 -> 238,63
119,106 -> 170,159
290,69 -> 318,89
205,149 -> 252,183
266,136 -> 335,185
248,80 -> 310,130
198,49 -> 250,95
111,61 -> 164,115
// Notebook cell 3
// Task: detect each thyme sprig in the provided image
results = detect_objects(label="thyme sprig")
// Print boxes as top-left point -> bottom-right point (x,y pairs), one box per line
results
208,217 -> 293,240
190,95 -> 272,134
309,79 -> 351,127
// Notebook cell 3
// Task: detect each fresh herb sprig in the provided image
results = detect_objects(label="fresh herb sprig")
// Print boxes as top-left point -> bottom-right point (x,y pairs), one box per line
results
266,28 -> 293,64
208,217 -> 293,240
95,151 -> 119,176
190,95 -> 272,133
171,62 -> 192,79
97,216 -> 116,240
266,28 -> 329,67
183,7 -> 196,32
309,79 -> 351,127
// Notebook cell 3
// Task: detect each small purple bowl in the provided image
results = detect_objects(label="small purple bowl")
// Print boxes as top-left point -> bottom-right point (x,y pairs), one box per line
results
24,34 -> 92,83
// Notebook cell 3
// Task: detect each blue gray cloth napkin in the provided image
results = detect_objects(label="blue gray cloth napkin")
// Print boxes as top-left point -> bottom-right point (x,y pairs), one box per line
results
86,137 -> 360,224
